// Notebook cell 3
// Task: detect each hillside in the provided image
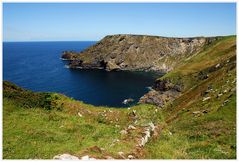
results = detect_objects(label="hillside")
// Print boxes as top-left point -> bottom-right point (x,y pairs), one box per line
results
3,35 -> 236,159
62,34 -> 219,72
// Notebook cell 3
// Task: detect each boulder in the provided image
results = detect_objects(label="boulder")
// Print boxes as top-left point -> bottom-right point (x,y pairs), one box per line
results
53,154 -> 79,160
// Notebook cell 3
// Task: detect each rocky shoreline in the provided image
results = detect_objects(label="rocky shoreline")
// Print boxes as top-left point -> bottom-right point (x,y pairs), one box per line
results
61,34 -> 221,107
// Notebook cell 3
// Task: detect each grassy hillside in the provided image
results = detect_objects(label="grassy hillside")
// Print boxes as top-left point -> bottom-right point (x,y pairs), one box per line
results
144,36 -> 236,159
3,36 -> 236,159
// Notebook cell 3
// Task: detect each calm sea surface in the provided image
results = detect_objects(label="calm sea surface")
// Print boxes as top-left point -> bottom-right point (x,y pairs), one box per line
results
3,41 -> 160,107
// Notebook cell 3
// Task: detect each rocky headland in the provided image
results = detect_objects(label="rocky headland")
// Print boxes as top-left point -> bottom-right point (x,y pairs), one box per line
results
62,34 -> 219,72
61,34 -> 222,107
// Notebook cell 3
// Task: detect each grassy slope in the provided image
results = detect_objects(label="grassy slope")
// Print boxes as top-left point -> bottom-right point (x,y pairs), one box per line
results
3,81 -> 163,159
144,36 -> 236,159
3,36 -> 236,159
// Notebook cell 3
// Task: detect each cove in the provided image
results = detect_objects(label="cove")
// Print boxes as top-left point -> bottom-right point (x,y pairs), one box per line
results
3,41 -> 162,107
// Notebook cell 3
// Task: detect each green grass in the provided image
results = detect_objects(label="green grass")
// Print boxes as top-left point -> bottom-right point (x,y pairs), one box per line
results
3,82 -> 162,159
144,36 -> 236,159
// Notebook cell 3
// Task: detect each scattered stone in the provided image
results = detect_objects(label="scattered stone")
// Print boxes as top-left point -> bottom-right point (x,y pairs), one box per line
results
128,155 -> 134,159
223,89 -> 228,93
217,93 -> 223,98
81,155 -> 96,160
115,124 -> 120,128
148,122 -> 155,131
215,63 -> 220,68
118,151 -> 125,159
127,107 -> 131,110
168,131 -> 173,136
192,111 -> 201,115
202,96 -> 211,101
120,130 -> 128,135
53,154 -> 79,160
128,125 -> 136,130
122,98 -> 134,104
77,112 -> 83,117
105,156 -> 114,160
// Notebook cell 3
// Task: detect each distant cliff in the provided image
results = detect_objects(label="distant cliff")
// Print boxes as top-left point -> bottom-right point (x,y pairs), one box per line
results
62,34 -> 220,72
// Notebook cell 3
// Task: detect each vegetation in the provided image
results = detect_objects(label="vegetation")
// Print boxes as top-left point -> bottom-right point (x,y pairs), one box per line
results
3,36 -> 236,159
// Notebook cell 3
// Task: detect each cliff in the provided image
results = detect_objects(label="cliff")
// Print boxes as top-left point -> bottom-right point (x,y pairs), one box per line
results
62,34 -> 220,72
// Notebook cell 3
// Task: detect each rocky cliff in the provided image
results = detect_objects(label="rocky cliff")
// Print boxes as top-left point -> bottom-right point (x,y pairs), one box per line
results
62,34 -> 219,72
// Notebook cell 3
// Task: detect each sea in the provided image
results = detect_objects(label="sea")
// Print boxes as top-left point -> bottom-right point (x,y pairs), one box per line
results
3,41 -> 161,107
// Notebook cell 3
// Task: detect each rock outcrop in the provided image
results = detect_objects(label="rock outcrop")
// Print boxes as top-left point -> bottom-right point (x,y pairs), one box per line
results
62,34 -> 219,72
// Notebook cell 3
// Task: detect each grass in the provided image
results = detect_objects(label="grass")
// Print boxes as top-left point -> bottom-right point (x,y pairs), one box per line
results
3,81 -> 163,159
144,36 -> 236,159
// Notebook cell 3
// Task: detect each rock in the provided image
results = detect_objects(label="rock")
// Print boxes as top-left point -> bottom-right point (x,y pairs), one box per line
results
118,151 -> 125,159
139,89 -> 180,107
217,93 -> 223,98
128,125 -> 136,130
215,63 -> 220,68
122,98 -> 134,104
128,155 -> 134,159
53,154 -> 80,160
63,35 -> 219,72
105,156 -> 114,160
77,112 -> 83,117
202,96 -> 211,101
192,111 -> 201,114
81,155 -> 96,160
106,60 -> 120,71
148,122 -> 155,131
120,130 -> 128,135
223,89 -> 228,93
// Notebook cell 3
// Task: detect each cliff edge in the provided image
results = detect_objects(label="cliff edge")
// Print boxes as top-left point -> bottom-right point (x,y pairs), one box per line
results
62,34 -> 219,72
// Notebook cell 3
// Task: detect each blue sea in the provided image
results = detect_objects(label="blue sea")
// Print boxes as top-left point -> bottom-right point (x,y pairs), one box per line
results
3,41 -> 160,107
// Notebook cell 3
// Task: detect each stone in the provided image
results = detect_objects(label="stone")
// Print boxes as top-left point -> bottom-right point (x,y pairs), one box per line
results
120,130 -> 128,135
105,156 -> 114,160
215,63 -> 220,68
118,151 -> 125,159
148,122 -> 155,131
106,60 -> 120,71
128,125 -> 136,130
202,97 -> 211,101
81,155 -> 96,160
217,93 -> 223,98
63,35 -> 219,72
53,154 -> 79,160
122,98 -> 134,104
77,112 -> 83,117
128,155 -> 134,159
192,111 -> 201,115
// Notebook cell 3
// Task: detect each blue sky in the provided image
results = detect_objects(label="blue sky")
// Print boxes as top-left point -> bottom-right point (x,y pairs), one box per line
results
3,3 -> 236,41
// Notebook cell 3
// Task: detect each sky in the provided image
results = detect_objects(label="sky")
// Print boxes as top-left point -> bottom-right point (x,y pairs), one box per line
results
3,3 -> 236,42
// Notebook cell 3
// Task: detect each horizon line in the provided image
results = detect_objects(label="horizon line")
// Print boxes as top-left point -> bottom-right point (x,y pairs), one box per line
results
3,34 -> 236,43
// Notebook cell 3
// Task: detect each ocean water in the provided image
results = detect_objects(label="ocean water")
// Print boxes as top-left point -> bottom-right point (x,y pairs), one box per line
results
3,41 -> 160,107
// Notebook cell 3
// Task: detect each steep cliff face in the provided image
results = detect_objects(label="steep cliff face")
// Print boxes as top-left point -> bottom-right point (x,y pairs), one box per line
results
62,34 -> 219,72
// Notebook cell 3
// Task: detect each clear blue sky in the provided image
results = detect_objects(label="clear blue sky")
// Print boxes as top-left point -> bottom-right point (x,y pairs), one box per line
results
3,3 -> 236,41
